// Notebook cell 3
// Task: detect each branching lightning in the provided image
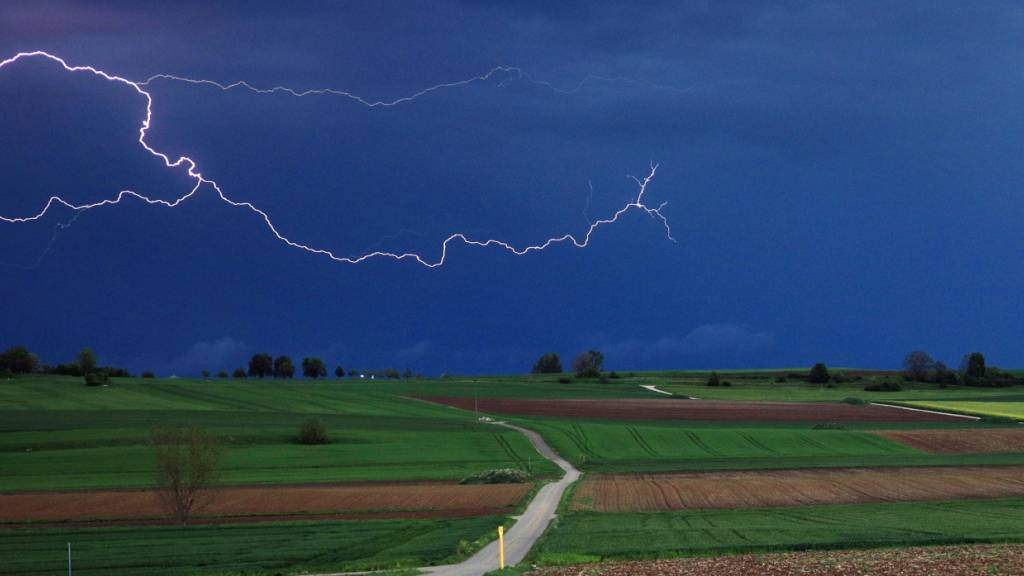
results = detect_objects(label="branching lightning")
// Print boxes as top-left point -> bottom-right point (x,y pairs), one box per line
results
0,51 -> 675,268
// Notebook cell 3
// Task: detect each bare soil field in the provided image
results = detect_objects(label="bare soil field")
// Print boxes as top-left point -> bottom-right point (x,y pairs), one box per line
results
526,544 -> 1024,576
877,428 -> 1024,453
572,466 -> 1024,511
0,481 -> 529,525
417,397 -> 966,422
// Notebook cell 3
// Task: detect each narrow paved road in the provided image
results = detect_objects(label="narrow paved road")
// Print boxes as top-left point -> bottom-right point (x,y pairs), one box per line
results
422,422 -> 580,576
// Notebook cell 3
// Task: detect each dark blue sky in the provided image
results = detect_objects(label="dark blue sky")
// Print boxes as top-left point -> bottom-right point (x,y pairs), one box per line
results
1,1 -> 1022,375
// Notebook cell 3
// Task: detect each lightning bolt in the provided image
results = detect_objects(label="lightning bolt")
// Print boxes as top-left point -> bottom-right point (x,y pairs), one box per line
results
0,51 -> 675,268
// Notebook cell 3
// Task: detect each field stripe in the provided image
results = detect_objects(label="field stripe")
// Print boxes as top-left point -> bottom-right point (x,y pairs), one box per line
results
871,402 -> 981,420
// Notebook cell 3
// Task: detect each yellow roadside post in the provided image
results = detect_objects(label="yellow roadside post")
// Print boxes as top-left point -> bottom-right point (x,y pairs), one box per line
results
498,525 -> 505,569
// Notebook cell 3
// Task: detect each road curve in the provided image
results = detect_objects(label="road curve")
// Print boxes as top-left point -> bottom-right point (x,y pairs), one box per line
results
422,421 -> 580,576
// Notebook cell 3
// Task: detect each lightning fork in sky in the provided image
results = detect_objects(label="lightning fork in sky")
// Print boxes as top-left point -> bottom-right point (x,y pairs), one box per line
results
0,51 -> 675,268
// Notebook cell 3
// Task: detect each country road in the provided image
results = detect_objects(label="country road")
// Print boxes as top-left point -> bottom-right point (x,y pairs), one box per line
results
421,421 -> 580,576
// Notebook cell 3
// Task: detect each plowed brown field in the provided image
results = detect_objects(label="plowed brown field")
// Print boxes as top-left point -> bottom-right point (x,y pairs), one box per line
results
526,545 -> 1024,576
0,481 -> 529,525
572,466 -> 1024,511
417,397 -> 966,422
877,428 -> 1024,453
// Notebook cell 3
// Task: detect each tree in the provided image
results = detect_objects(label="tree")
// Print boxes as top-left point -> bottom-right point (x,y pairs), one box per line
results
334,366 -> 345,378
248,353 -> 273,378
808,363 -> 830,384
402,367 -> 414,379
707,371 -> 721,387
532,352 -> 563,374
903,351 -> 936,382
0,346 -> 39,374
274,355 -> 295,378
217,370 -> 228,379
151,425 -> 221,525
232,368 -> 247,379
301,357 -> 327,379
297,419 -> 329,445
78,348 -> 97,375
201,370 -> 210,379
573,350 -> 604,378
961,352 -> 986,379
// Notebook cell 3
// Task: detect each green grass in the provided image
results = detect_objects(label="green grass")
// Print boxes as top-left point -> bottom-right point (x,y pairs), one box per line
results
901,400 -> 1024,420
0,377 -> 564,491
531,498 -> 1024,563
0,515 -> 503,576
514,417 -> 1024,473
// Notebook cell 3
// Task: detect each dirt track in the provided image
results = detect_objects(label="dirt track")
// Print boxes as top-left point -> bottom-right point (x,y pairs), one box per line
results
418,397 -> 967,422
572,465 -> 1024,511
525,545 -> 1024,576
0,481 -> 529,526
877,428 -> 1024,453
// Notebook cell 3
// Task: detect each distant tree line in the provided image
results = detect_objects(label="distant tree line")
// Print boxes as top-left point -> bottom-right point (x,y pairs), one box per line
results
1,345 -> 131,385
226,353 -> 417,381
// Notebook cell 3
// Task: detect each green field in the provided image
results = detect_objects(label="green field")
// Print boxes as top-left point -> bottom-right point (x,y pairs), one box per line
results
5,371 -> 1024,575
902,399 -> 1024,420
0,515 -> 501,576
531,498 -> 1024,564
0,376 -> 571,491
515,417 -> 1024,473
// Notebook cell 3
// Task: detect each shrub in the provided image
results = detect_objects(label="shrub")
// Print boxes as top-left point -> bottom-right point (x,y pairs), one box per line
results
774,376 -> 787,383
297,419 -> 329,445
608,371 -> 622,379
142,371 -> 156,379
841,397 -> 867,405
532,353 -> 563,374
217,371 -> 228,378
557,376 -> 572,384
459,468 -> 529,485
84,371 -> 110,386
812,422 -> 846,430
707,371 -> 722,387
232,368 -> 247,379
808,363 -> 830,384
864,381 -> 902,392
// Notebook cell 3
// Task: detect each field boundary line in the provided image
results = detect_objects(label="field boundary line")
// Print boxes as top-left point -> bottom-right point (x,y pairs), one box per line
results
640,385 -> 673,396
871,402 -> 980,421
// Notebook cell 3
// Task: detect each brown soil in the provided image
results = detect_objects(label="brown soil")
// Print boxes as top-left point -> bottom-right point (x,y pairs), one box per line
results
877,428 -> 1024,453
526,545 -> 1024,576
572,466 -> 1024,511
417,397 -> 966,422
0,481 -> 530,526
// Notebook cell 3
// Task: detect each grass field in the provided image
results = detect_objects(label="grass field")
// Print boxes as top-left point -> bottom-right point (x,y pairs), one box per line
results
901,400 -> 1024,420
0,377 -> 565,491
513,417 -> 1024,473
0,515 -> 502,575
531,498 -> 1024,564
5,371 -> 1024,575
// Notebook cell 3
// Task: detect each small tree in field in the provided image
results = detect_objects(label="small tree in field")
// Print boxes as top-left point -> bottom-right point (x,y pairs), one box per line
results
152,425 -> 221,525
335,366 -> 345,378
903,351 -> 935,382
232,368 -> 247,379
274,355 -> 295,379
301,357 -> 327,379
961,352 -> 986,379
808,363 -> 830,384
573,351 -> 604,378
297,419 -> 329,445
532,353 -> 563,374
217,370 -> 228,379
78,348 -> 97,375
248,353 -> 273,378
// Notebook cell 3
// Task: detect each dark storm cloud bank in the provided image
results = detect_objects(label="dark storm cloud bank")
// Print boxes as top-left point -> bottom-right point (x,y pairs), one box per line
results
2,2 -> 1023,375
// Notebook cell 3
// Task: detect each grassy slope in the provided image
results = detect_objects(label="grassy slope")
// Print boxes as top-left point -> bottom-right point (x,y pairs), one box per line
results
0,515 -> 502,576
532,499 -> 1024,564
0,376 -> 574,491
514,417 -> 1024,473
